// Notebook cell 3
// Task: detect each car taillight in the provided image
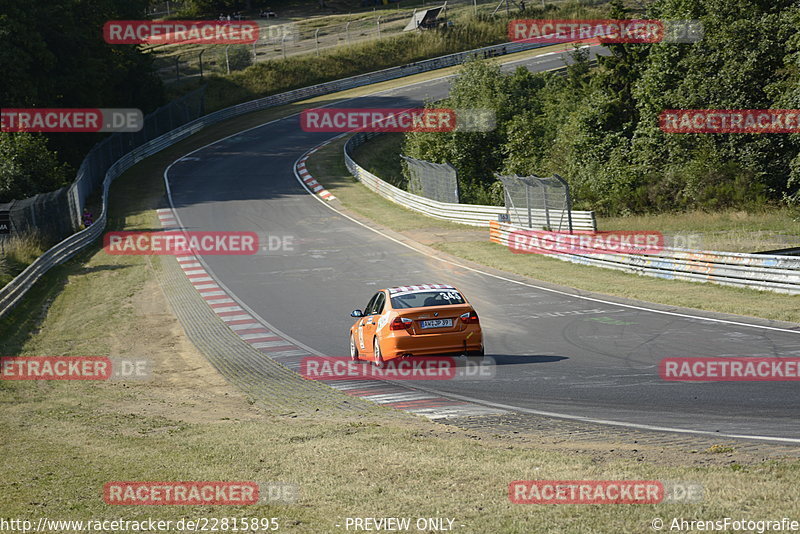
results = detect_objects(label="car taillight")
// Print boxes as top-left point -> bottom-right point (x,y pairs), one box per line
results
460,311 -> 479,325
390,317 -> 413,330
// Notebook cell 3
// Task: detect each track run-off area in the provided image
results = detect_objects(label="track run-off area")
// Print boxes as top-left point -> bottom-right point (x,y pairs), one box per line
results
163,46 -> 800,444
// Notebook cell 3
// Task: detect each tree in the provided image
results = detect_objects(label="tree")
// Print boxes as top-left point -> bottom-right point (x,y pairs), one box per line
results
0,0 -> 164,169
0,134 -> 71,203
403,0 -> 800,214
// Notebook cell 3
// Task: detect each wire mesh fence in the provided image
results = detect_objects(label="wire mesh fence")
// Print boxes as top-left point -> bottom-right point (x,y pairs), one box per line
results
67,87 -> 206,231
0,187 -> 73,243
401,154 -> 459,203
0,88 -> 206,250
151,0 -> 559,82
145,0 -> 186,18
495,173 -> 573,232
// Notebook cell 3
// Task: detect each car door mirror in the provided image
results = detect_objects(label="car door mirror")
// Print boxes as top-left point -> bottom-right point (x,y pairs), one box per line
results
351,309 -> 363,317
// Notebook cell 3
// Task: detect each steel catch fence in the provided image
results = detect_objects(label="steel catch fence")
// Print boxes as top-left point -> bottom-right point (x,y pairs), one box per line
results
490,221 -> 800,295
0,37 -> 559,319
496,173 -> 573,232
401,154 -> 459,203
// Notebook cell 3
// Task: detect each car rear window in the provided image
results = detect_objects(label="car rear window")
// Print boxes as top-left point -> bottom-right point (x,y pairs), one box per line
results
390,290 -> 465,309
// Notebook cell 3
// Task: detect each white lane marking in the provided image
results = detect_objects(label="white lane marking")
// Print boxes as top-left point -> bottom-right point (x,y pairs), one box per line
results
239,332 -> 277,340
229,322 -> 263,330
206,298 -> 236,305
328,381 -> 387,391
292,154 -> 800,335
251,340 -> 295,349
211,305 -> 244,313
363,393 -> 438,404
410,406 -> 506,419
164,47 -> 799,442
220,314 -> 253,322
421,388 -> 800,443
262,349 -> 310,357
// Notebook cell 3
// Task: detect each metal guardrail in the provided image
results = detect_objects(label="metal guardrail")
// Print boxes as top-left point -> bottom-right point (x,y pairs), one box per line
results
489,221 -> 800,295
0,38 -> 559,320
344,132 -> 598,230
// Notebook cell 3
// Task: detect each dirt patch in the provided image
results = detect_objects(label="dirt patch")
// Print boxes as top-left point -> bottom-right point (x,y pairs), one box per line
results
440,413 -> 800,467
102,259 -> 262,425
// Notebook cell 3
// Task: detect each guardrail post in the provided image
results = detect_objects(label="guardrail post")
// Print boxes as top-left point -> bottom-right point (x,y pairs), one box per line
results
554,173 -> 573,234
175,54 -> 180,82
225,45 -> 231,74
1,43 -> 611,320
199,49 -> 205,79
534,179 -> 550,230
377,16 -> 382,39
281,35 -> 287,59
525,183 -> 532,228
346,21 -> 351,44
315,28 -> 320,56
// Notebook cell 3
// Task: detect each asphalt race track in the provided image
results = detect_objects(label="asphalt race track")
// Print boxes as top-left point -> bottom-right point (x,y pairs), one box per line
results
164,47 -> 800,443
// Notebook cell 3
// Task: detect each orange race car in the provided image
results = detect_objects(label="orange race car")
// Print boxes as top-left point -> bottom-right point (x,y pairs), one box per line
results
349,284 -> 484,367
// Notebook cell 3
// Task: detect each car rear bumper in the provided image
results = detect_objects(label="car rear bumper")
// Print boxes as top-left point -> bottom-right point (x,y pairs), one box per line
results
381,329 -> 483,360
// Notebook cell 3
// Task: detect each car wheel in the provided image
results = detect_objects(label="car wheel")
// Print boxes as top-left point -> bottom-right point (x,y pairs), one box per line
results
373,337 -> 385,368
465,346 -> 485,362
349,334 -> 359,361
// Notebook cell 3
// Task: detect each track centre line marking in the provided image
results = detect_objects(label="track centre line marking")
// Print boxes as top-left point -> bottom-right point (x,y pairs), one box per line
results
163,48 -> 800,441
291,146 -> 800,336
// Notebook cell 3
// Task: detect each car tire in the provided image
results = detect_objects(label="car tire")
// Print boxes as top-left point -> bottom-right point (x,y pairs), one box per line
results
349,333 -> 359,361
373,337 -> 385,368
466,346 -> 485,360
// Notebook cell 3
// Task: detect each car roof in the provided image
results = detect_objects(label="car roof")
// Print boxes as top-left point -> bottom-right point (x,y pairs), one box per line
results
385,284 -> 457,295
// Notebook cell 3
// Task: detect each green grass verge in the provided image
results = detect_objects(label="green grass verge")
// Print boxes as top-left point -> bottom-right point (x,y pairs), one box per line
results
0,42 -> 587,350
166,3 -> 612,109
309,135 -> 800,324
599,210 -> 800,254
0,233 -> 48,287
6,374 -> 800,532
310,134 -> 466,232
351,133 -> 406,189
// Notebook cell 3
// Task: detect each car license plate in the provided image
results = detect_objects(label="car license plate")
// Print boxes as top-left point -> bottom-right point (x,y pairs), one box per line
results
420,319 -> 453,329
